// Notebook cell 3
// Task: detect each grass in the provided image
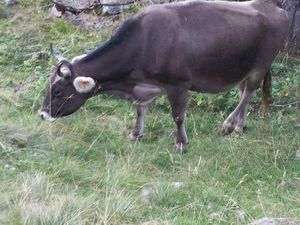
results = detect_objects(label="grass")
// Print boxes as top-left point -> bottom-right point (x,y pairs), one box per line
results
0,1 -> 300,224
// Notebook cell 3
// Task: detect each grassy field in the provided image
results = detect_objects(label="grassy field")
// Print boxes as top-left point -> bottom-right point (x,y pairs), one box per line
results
0,1 -> 300,225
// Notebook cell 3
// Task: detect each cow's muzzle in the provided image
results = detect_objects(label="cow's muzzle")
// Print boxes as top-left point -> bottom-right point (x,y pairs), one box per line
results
39,110 -> 57,122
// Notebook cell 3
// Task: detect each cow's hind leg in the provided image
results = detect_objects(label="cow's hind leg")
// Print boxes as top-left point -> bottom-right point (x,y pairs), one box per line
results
220,86 -> 254,134
167,88 -> 188,153
220,71 -> 267,134
128,104 -> 148,141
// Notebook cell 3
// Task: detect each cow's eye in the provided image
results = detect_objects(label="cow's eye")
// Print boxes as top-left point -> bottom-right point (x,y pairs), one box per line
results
53,89 -> 62,97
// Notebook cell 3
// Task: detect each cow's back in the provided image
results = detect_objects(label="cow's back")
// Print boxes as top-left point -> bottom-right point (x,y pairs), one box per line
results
129,0 -> 288,92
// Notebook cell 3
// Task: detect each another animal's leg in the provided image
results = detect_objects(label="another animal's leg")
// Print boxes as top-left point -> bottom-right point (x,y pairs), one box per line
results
220,86 -> 254,134
128,104 -> 147,141
237,80 -> 248,131
167,88 -> 188,153
239,80 -> 246,99
220,71 -> 267,134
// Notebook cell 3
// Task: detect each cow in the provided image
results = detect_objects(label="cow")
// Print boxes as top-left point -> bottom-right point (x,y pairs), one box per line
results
39,0 -> 288,153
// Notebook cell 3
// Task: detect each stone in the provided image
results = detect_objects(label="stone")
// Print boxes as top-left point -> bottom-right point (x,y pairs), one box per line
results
101,0 -> 133,15
9,133 -> 28,148
235,209 -> 246,221
209,212 -> 223,221
5,0 -> 18,6
102,5 -> 122,15
53,0 -> 95,11
170,181 -> 185,189
141,187 -> 153,204
207,203 -> 214,210
4,164 -> 16,171
296,149 -> 300,160
53,0 -> 135,14
49,5 -> 62,18
102,5 -> 131,15
0,141 -> 5,151
100,0 -> 136,5
249,217 -> 300,225
66,12 -> 96,30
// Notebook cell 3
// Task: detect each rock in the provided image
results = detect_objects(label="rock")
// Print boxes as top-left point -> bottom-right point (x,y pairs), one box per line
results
100,0 -> 136,5
53,0 -> 135,14
53,0 -> 95,11
9,133 -> 28,148
170,181 -> 185,189
65,11 -> 96,30
0,141 -> 5,151
148,0 -> 171,4
141,187 -> 153,204
101,0 -> 133,15
102,5 -> 129,15
296,149 -> 300,160
4,164 -> 16,171
207,202 -> 214,210
235,209 -> 246,221
5,0 -> 18,6
106,153 -> 116,161
49,5 -> 62,18
146,0 -> 180,4
209,212 -> 223,221
249,217 -> 300,225
33,152 -> 50,160
51,0 -> 135,27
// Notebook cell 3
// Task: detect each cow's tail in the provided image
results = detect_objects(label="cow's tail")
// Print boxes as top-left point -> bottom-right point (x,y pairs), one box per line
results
262,70 -> 272,116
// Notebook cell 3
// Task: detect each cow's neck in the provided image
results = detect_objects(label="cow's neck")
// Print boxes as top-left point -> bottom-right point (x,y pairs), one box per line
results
73,41 -> 133,84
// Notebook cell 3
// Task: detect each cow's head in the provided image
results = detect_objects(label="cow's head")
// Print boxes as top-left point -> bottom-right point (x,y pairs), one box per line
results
39,46 -> 95,122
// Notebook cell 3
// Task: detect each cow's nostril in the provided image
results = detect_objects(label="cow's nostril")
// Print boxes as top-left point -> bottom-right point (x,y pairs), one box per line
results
39,110 -> 46,120
38,110 -> 57,122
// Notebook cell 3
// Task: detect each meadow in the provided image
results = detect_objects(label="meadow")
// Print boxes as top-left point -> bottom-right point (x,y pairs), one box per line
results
0,1 -> 299,224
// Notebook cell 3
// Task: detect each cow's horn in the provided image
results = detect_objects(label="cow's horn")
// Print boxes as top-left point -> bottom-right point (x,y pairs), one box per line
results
59,65 -> 71,78
50,43 -> 67,62
71,54 -> 87,63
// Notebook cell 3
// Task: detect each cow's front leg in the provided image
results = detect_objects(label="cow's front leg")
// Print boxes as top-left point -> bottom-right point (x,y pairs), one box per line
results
167,89 -> 188,154
128,104 -> 148,141
129,83 -> 162,141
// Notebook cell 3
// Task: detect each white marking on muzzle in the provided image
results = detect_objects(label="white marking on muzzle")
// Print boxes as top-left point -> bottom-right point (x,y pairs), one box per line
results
39,110 -> 57,122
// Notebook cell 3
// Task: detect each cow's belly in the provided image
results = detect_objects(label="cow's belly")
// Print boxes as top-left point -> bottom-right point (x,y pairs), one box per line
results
132,83 -> 163,104
190,78 -> 241,93
190,67 -> 252,93
188,52 -> 259,93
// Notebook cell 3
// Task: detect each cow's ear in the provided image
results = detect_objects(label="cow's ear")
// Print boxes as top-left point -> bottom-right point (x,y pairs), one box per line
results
73,76 -> 95,93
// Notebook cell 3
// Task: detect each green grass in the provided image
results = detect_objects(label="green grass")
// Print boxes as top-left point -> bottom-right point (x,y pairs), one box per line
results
0,2 -> 300,225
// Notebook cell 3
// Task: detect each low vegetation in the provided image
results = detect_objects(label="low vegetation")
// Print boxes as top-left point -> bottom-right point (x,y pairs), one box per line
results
0,1 -> 299,224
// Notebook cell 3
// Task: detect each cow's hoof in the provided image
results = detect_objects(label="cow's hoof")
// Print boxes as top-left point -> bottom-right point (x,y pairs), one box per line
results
220,122 -> 235,135
174,142 -> 188,154
233,125 -> 244,134
220,122 -> 244,135
128,133 -> 143,141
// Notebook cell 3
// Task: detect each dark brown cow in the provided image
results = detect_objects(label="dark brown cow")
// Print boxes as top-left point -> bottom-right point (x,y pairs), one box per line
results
39,0 -> 288,153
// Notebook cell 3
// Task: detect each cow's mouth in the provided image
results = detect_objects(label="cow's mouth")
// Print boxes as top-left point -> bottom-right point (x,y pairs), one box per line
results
39,110 -> 58,122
